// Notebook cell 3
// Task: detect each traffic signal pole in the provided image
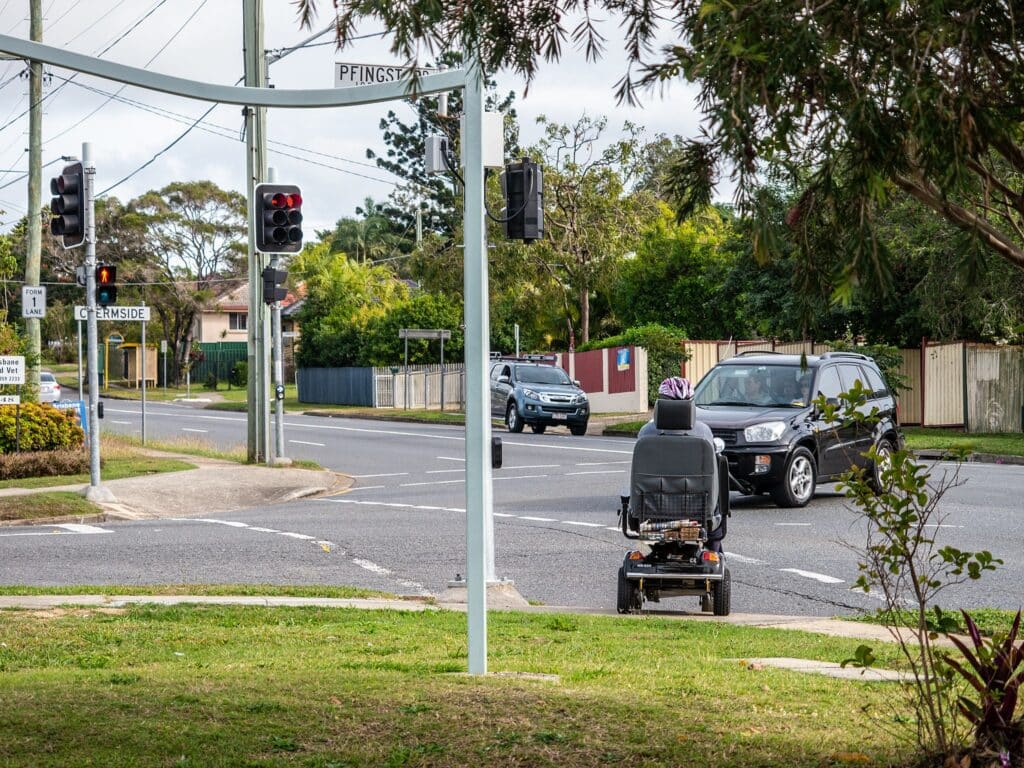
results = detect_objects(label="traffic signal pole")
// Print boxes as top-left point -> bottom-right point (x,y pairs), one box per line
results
82,142 -> 110,501
243,0 -> 270,464
267,167 -> 287,465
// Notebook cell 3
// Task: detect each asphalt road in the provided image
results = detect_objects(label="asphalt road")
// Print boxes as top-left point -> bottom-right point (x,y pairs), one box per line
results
3,398 -> 1022,616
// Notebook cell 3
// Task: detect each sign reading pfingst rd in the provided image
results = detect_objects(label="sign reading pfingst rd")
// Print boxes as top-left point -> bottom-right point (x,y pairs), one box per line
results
335,62 -> 436,88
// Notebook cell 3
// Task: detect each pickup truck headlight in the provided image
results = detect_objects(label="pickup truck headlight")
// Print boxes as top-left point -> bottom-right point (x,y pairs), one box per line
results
744,421 -> 786,443
521,388 -> 541,400
574,392 -> 588,404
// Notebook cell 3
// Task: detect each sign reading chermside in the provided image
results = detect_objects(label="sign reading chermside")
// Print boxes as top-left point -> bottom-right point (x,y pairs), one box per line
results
74,305 -> 150,322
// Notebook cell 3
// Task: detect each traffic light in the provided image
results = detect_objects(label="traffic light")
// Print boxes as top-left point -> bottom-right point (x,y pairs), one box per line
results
261,265 -> 288,305
49,161 -> 85,249
255,183 -> 303,253
500,157 -> 544,243
96,264 -> 117,307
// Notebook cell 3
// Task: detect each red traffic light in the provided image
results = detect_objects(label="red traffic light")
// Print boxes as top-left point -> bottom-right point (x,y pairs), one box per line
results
97,265 -> 115,285
255,183 -> 303,254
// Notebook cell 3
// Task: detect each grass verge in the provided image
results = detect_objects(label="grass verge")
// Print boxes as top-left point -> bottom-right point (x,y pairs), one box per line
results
0,584 -> 395,599
844,607 -> 1022,638
903,427 -> 1024,457
0,492 -> 98,520
0,604 -> 907,767
103,433 -> 322,470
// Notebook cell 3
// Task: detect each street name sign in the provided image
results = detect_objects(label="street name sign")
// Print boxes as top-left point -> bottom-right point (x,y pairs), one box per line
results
0,355 -> 25,385
335,62 -> 436,88
0,394 -> 19,405
74,305 -> 151,322
21,286 -> 46,318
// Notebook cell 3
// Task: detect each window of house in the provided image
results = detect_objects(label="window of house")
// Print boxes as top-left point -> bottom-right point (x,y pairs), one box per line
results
229,312 -> 247,331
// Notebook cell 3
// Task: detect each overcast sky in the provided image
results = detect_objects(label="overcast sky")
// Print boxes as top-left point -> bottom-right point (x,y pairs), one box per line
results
0,0 -> 705,239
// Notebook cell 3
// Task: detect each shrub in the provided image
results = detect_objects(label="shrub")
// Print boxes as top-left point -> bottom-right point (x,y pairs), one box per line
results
826,334 -> 908,393
578,323 -> 689,405
0,403 -> 85,453
204,372 -> 218,391
230,360 -> 248,388
0,449 -> 90,480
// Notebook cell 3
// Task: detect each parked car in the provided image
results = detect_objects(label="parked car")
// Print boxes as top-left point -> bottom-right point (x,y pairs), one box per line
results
489,355 -> 590,435
39,371 -> 62,403
692,351 -> 904,507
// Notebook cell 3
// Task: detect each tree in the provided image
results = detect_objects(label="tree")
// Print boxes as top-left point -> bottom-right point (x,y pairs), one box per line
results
321,197 -> 411,264
296,1 -> 1024,292
127,181 -> 246,380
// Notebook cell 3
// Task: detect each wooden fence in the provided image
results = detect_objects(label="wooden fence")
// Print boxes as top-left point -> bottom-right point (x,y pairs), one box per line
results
681,339 -> 1024,432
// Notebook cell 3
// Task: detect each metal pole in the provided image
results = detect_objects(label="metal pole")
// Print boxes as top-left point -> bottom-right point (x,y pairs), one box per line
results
24,0 -> 42,401
76,320 -> 83,397
440,334 -> 445,412
163,342 -> 167,396
83,142 -> 106,499
243,0 -> 269,463
515,323 -> 520,358
404,337 -> 409,410
141,304 -> 146,445
267,166 -> 286,464
463,58 -> 492,675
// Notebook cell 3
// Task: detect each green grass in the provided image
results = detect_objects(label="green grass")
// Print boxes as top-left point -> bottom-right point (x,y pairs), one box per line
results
0,584 -> 396,599
0,492 -> 98,520
206,399 -> 470,425
903,427 -> 1024,457
846,607 -> 1022,638
0,604 -> 909,767
602,419 -> 645,436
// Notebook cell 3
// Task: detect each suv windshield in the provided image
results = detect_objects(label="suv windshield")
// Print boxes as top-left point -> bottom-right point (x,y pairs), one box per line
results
515,365 -> 572,386
694,363 -> 813,408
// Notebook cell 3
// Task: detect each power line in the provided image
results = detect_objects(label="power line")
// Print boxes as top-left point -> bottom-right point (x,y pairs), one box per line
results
45,0 -> 210,146
62,0 -> 126,47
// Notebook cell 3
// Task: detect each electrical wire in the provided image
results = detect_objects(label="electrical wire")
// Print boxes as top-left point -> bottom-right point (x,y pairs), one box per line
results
62,0 -> 126,47
45,0 -> 209,146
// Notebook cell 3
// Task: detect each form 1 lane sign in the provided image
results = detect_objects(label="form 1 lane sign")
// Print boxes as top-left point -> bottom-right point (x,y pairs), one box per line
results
74,305 -> 151,322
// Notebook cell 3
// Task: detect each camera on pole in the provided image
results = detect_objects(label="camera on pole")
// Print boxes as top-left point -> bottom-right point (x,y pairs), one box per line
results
49,161 -> 85,249
255,183 -> 303,254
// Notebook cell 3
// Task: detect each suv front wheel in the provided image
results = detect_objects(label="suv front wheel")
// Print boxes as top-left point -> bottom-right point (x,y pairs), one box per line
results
506,403 -> 524,433
771,447 -> 816,508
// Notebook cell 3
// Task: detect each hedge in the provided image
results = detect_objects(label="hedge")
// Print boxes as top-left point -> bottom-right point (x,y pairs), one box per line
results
0,403 -> 86,454
0,449 -> 90,481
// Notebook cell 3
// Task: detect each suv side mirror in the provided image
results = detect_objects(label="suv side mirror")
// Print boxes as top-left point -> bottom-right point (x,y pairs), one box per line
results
573,379 -> 581,387
498,375 -> 510,384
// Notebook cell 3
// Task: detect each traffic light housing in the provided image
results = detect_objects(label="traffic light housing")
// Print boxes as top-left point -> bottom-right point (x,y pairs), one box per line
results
262,266 -> 288,305
255,183 -> 303,254
49,161 -> 85,249
500,158 -> 544,243
96,264 -> 117,307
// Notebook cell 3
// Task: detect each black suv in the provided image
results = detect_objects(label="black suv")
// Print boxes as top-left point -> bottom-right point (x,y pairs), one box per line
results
490,356 -> 590,435
692,352 -> 904,507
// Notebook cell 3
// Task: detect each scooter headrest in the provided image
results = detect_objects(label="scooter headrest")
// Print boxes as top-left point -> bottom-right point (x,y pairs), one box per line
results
653,398 -> 695,431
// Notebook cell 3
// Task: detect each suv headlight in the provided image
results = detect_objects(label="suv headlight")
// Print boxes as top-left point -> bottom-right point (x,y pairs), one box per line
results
744,421 -> 786,443
521,388 -> 541,400
574,392 -> 588,403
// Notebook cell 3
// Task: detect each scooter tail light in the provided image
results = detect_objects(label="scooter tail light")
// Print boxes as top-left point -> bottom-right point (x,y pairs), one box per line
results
628,551 -> 645,561
702,551 -> 720,563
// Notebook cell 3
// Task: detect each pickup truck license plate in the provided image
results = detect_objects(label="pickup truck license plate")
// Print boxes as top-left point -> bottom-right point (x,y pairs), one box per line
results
553,413 -> 567,420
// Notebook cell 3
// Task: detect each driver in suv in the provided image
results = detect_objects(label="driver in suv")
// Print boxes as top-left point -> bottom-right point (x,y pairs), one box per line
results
692,352 -> 904,507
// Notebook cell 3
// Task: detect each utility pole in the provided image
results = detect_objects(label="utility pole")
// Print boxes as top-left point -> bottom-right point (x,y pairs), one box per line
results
25,0 -> 42,399
243,0 -> 269,463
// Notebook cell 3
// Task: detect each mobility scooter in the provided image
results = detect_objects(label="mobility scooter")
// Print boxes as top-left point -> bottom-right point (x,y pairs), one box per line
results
617,398 -> 731,615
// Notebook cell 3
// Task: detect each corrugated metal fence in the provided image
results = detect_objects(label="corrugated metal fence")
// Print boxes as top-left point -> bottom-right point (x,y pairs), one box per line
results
682,339 -> 1024,432
297,365 -> 466,409
296,367 -> 375,406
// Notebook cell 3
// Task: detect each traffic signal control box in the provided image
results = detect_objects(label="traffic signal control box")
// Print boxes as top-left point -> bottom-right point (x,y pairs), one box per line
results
49,161 -> 85,249
96,264 -> 117,307
500,158 -> 544,243
255,183 -> 303,254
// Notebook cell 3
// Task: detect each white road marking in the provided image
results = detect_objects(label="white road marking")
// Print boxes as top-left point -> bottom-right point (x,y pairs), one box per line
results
723,552 -> 764,564
780,568 -> 844,584
279,532 -> 316,540
606,526 -> 621,532
289,440 -> 325,447
561,521 -> 604,527
576,460 -> 630,466
197,519 -> 248,527
437,456 -> 465,462
565,470 -> 624,476
922,524 -> 964,528
328,499 -> 466,513
775,523 -> 811,527
351,558 -> 429,595
0,524 -> 113,538
112,420 -> 132,425
492,474 -> 548,481
400,479 -> 465,487
425,469 -> 464,474
503,441 -> 631,455
502,464 -> 559,470
352,472 -> 409,478
181,428 -> 208,433
519,516 -> 556,522
248,527 -> 280,533
349,485 -> 385,491
53,523 -> 112,534
493,513 -> 515,517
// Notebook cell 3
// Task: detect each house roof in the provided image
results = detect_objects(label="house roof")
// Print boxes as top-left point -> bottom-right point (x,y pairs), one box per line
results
204,280 -> 305,313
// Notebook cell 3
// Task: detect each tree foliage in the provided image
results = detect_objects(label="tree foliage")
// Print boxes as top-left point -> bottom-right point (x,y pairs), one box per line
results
297,0 -> 1024,294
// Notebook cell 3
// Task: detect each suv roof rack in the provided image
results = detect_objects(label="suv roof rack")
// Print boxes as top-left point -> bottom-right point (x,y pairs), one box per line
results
734,350 -> 783,356
820,351 -> 870,361
493,353 -> 558,364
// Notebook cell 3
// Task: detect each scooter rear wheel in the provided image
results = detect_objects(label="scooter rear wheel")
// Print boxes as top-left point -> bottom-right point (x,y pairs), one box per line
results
712,567 -> 731,616
616,567 -> 641,614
